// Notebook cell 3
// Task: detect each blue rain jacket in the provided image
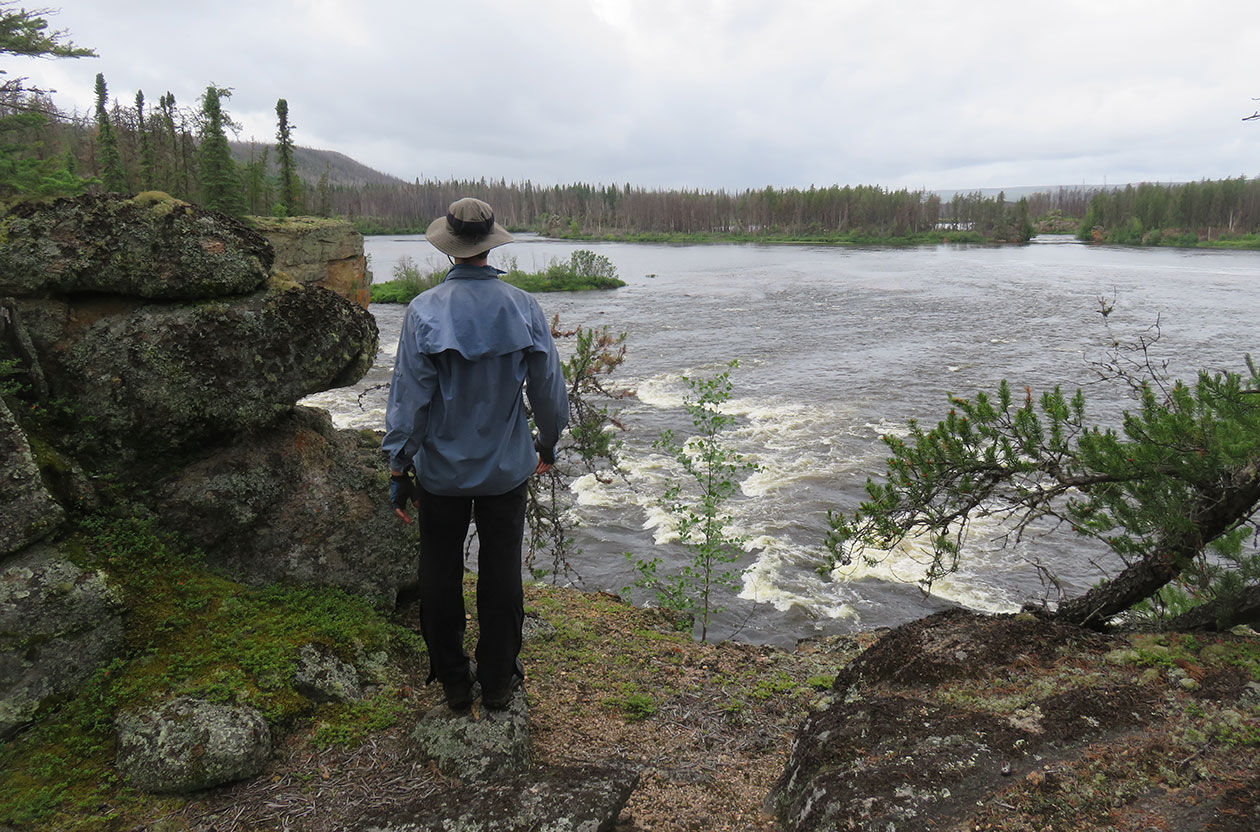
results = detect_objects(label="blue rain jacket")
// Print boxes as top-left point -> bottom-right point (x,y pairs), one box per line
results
382,265 -> 569,496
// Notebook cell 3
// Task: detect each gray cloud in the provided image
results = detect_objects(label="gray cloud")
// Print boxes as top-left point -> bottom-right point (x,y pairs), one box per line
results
20,0 -> 1260,191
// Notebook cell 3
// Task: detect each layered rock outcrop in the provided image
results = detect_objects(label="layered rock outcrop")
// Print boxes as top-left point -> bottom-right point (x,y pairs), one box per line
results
249,216 -> 372,308
0,193 -> 412,751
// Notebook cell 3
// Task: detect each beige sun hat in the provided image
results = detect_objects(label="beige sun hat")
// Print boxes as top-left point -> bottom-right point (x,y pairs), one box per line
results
425,197 -> 515,258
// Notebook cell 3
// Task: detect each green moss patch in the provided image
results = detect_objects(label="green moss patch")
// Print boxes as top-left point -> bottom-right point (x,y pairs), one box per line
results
0,514 -> 422,830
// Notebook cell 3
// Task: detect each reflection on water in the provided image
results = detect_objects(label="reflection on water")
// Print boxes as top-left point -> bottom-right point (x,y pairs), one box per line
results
308,234 -> 1260,645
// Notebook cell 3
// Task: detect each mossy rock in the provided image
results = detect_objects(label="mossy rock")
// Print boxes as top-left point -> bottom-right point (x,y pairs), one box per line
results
0,192 -> 272,299
153,407 -> 415,603
19,283 -> 377,464
0,397 -> 64,557
0,542 -> 124,739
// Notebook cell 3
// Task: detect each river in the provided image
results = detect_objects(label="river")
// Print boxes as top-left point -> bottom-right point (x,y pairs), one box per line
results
301,234 -> 1260,646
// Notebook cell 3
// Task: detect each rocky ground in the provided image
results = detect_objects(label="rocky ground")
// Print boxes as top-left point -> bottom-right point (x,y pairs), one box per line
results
3,573 -> 1259,830
154,584 -> 859,832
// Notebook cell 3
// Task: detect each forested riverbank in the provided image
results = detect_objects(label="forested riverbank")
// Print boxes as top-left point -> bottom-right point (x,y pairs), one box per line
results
1077,177 -> 1260,247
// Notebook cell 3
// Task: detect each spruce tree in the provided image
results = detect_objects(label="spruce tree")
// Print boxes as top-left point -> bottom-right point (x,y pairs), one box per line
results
315,163 -> 331,217
0,5 -> 94,202
197,85 -> 244,216
243,143 -> 271,216
274,97 -> 301,216
93,73 -> 127,192
156,92 -> 189,198
134,89 -> 155,191
1,2 -> 94,96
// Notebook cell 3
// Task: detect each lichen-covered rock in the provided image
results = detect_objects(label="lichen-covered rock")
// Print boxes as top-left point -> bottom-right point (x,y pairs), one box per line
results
294,642 -> 363,703
769,610 -> 1167,832
0,543 -> 124,738
153,407 -> 416,602
411,690 -> 531,781
12,283 -> 377,462
0,397 -> 63,557
0,192 -> 273,299
248,216 -> 372,308
831,607 -> 1104,695
115,696 -> 271,794
362,764 -> 640,832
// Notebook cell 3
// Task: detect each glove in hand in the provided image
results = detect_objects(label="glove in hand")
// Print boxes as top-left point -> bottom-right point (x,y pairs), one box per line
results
534,437 -> 555,466
390,468 -> 417,510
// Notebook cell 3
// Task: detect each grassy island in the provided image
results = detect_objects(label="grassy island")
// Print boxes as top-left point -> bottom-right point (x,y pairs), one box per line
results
370,249 -> 627,305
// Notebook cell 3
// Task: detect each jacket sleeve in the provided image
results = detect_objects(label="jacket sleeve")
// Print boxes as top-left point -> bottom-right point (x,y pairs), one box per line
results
381,307 -> 437,472
525,313 -> 570,453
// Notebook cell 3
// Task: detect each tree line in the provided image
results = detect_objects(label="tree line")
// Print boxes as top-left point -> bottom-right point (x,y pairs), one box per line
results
0,8 -> 323,219
331,179 -> 1036,241
1077,178 -> 1260,244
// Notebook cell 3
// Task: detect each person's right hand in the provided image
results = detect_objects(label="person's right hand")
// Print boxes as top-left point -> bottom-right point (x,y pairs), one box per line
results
534,438 -> 555,475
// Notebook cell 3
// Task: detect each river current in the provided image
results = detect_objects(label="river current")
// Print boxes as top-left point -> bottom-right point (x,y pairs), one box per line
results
301,234 -> 1260,646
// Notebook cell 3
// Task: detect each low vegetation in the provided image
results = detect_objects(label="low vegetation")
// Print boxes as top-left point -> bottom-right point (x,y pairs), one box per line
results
0,507 -> 855,831
0,514 -> 424,830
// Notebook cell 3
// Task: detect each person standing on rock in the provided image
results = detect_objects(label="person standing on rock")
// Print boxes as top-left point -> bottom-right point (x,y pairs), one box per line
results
383,197 -> 568,712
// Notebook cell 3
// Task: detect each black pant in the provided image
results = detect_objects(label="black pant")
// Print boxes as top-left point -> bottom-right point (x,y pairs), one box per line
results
416,479 -> 528,696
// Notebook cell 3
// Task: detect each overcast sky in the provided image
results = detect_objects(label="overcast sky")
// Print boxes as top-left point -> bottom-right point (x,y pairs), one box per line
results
15,1 -> 1260,192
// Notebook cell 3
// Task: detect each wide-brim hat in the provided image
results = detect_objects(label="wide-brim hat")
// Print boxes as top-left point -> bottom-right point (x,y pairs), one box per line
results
425,197 -> 514,258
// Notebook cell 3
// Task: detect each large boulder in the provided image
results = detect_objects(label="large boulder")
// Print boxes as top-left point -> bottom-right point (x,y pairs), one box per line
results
0,192 -> 272,299
153,407 -> 416,603
0,397 -> 63,556
249,216 -> 372,308
768,610 -> 1260,832
11,283 -> 377,462
0,543 -> 124,738
115,696 -> 272,794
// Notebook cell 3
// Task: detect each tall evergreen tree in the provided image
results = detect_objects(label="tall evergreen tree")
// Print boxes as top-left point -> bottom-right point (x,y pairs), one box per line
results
134,89 -> 155,191
274,97 -> 301,216
197,85 -> 243,216
315,163 -> 331,217
242,142 -> 272,215
93,73 -> 127,192
155,92 -> 190,198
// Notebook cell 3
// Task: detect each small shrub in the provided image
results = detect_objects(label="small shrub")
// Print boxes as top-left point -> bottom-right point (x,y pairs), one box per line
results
626,361 -> 758,642
369,255 -> 446,304
620,692 -> 656,720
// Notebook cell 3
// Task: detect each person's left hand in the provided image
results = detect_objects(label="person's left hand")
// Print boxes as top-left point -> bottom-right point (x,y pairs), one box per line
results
535,457 -> 553,475
390,469 -> 417,524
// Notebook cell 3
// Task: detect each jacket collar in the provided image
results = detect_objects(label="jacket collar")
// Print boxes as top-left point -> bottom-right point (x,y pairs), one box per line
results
445,264 -> 505,281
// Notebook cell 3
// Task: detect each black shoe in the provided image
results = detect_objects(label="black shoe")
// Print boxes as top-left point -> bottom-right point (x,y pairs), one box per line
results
482,675 -> 522,710
442,666 -> 477,711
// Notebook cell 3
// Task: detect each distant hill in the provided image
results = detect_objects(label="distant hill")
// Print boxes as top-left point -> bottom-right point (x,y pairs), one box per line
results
932,183 -> 1185,202
933,185 -> 1103,201
228,142 -> 404,188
